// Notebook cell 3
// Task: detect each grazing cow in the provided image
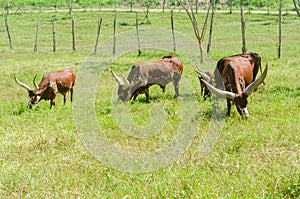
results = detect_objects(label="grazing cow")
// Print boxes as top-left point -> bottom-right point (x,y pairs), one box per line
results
197,71 -> 213,100
111,55 -> 183,102
196,52 -> 268,118
14,69 -> 76,109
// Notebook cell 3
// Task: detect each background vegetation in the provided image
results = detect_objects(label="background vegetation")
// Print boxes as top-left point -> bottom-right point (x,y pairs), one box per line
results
0,3 -> 299,199
0,0 -> 298,12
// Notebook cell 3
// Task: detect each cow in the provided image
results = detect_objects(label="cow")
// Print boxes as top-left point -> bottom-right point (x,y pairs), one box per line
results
196,52 -> 268,118
111,55 -> 183,102
14,69 -> 76,109
197,71 -> 213,100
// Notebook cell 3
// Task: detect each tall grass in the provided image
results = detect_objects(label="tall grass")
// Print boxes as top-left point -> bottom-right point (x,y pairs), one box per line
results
0,9 -> 299,198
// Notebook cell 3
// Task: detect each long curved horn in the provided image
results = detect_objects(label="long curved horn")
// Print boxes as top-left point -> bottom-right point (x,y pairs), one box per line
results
33,75 -> 39,90
110,70 -> 124,86
201,79 -> 236,100
14,74 -> 32,91
245,62 -> 268,96
121,74 -> 130,86
195,66 -> 211,82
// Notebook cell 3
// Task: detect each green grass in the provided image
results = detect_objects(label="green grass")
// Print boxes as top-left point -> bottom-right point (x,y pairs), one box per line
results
0,9 -> 299,198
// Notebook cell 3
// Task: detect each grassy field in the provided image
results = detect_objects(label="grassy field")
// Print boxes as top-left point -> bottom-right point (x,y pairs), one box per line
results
0,9 -> 299,198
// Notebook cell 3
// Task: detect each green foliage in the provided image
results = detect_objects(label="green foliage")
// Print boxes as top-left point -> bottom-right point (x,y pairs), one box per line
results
0,0 -> 294,10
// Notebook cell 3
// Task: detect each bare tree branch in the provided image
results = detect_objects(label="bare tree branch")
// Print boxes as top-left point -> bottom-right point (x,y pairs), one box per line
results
177,0 -> 211,64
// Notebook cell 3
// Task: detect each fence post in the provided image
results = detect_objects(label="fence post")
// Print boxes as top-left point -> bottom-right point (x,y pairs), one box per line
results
72,18 -> 76,51
94,17 -> 103,55
207,0 -> 215,54
171,10 -> 176,53
136,12 -> 141,56
34,20 -> 39,52
52,19 -> 56,52
113,12 -> 116,56
278,1 -> 282,59
240,5 -> 247,53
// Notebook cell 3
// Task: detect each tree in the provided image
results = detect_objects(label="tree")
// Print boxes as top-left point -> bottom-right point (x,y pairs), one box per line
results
177,0 -> 211,64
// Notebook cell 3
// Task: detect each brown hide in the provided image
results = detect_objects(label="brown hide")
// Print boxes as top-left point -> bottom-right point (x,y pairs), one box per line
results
211,52 -> 265,118
113,55 -> 183,102
215,52 -> 262,90
15,69 -> 76,108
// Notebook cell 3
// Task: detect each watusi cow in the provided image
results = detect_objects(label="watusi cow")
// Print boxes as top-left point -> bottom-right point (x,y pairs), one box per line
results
14,69 -> 76,109
197,70 -> 213,100
111,55 -> 183,102
196,52 -> 268,118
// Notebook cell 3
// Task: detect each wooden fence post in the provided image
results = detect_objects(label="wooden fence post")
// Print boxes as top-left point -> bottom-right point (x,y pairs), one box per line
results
171,10 -> 176,53
94,17 -> 103,55
52,19 -> 56,52
113,12 -> 116,56
136,13 -> 141,56
207,0 -> 215,54
34,20 -> 39,52
72,18 -> 76,51
240,5 -> 247,53
278,1 -> 282,59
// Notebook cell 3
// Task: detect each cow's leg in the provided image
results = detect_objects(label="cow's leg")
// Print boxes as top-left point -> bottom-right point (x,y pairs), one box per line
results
50,93 -> 58,109
70,88 -> 74,102
50,99 -> 55,109
145,88 -> 150,103
160,85 -> 166,93
227,99 -> 231,116
63,94 -> 67,105
173,72 -> 181,98
133,93 -> 138,101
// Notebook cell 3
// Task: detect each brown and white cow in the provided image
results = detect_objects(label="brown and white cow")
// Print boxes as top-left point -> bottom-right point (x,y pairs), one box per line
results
111,55 -> 183,102
196,52 -> 268,118
14,69 -> 76,108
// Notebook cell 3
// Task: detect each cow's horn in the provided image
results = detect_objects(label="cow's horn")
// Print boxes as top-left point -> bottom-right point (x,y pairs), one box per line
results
110,70 -> 124,86
245,62 -> 268,96
195,66 -> 211,82
121,74 -> 130,86
33,75 -> 39,90
201,79 -> 236,100
14,74 -> 32,91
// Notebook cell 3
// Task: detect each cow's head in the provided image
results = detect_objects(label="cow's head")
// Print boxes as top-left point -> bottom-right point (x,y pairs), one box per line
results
201,62 -> 268,118
14,74 -> 41,108
110,70 -> 133,101
195,68 -> 214,100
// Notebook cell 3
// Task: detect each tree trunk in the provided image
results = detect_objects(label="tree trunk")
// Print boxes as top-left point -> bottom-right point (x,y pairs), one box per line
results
4,14 -> 13,49
292,0 -> 300,17
162,0 -> 166,13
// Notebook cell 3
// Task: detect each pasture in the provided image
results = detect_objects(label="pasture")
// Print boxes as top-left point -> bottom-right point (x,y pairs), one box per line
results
0,9 -> 299,198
